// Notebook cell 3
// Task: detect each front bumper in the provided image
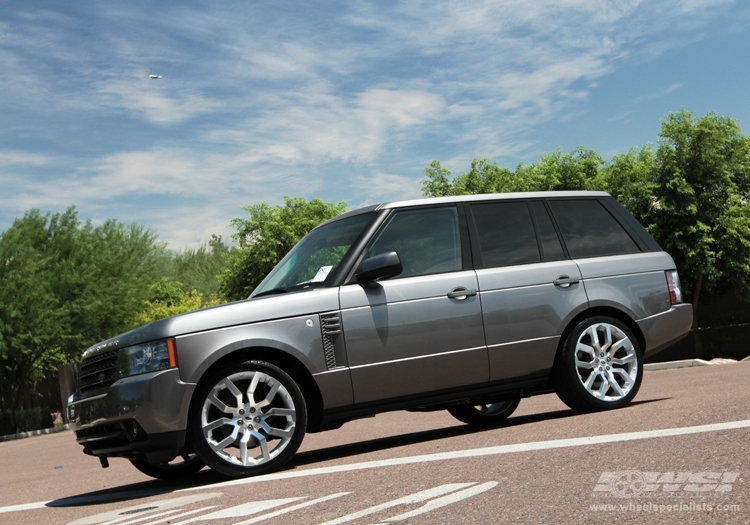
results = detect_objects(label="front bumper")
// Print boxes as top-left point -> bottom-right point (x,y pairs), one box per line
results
637,303 -> 693,360
67,368 -> 195,463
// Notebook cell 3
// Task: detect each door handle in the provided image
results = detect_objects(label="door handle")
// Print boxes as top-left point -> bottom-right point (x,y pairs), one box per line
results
447,287 -> 477,300
553,275 -> 580,288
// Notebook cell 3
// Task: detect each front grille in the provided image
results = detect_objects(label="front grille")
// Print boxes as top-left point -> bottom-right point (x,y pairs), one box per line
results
76,420 -> 147,456
78,349 -> 119,393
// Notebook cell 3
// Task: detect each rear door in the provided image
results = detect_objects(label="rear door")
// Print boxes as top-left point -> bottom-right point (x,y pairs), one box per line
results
339,205 -> 488,404
469,199 -> 589,382
546,198 -> 668,319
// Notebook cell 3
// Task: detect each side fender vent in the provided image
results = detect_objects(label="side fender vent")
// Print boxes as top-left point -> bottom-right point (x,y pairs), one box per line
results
320,312 -> 345,369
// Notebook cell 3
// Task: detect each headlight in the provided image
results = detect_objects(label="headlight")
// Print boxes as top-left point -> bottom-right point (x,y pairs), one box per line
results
116,339 -> 177,379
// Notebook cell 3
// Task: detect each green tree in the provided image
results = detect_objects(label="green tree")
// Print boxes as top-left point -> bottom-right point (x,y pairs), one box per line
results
0,207 -> 171,411
650,110 -> 750,330
592,146 -> 657,224
421,160 -> 454,196
219,197 -> 347,301
171,234 -> 232,302
136,278 -> 216,325
422,147 -> 603,197
517,147 -> 604,192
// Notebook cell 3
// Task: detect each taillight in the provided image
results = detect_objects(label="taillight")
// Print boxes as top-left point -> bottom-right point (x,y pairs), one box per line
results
665,270 -> 683,305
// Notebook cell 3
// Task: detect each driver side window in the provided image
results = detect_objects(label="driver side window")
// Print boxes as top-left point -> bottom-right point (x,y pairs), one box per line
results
366,206 -> 462,278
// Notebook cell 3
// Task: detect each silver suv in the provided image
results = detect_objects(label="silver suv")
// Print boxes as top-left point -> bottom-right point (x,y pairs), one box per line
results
68,191 -> 692,479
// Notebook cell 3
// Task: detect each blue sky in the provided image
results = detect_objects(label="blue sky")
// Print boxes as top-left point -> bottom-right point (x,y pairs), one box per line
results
1,1 -> 749,248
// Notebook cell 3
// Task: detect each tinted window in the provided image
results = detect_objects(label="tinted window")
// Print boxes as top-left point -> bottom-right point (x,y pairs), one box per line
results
548,199 -> 639,258
471,202 -> 540,268
367,207 -> 461,278
530,201 -> 565,261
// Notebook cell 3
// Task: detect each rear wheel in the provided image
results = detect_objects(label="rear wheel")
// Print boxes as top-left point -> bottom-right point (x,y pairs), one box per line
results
188,360 -> 307,478
129,452 -> 205,480
448,398 -> 520,425
553,316 -> 643,413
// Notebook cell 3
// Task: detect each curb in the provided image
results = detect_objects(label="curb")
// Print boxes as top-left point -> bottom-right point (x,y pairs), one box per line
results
645,358 -> 740,371
0,424 -> 70,443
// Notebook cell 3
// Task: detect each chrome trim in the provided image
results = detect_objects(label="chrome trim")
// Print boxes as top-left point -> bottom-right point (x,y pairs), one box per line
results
487,335 -> 558,349
348,346 -> 486,369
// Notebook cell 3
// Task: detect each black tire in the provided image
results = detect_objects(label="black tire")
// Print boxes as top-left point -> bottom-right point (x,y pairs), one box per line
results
188,360 -> 307,478
129,452 -> 205,480
448,398 -> 520,425
553,316 -> 643,413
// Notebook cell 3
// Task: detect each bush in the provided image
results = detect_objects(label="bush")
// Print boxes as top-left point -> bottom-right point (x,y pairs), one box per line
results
0,407 -> 54,436
0,410 -> 12,436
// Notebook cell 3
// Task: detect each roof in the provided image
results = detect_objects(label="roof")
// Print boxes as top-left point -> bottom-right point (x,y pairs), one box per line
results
376,190 -> 611,210
318,191 -> 612,228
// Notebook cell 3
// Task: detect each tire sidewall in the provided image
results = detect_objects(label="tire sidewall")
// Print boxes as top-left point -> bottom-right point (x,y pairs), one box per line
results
129,454 -> 205,480
188,360 -> 307,478
448,398 -> 520,425
561,316 -> 643,411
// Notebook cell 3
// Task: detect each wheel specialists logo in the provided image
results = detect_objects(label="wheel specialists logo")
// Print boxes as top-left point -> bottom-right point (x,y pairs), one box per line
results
593,471 -> 740,498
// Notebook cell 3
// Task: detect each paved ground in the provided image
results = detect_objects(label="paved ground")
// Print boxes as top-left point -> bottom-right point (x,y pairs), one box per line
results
1,363 -> 749,524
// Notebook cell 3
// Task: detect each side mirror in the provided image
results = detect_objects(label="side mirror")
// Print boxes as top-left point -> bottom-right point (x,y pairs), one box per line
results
356,251 -> 403,282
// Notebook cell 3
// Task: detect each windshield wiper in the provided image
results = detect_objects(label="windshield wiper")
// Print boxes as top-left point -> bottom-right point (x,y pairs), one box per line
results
252,288 -> 288,298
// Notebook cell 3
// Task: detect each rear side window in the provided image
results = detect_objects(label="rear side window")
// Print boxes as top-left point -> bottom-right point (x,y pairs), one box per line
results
548,199 -> 639,258
530,201 -> 565,261
470,202 -> 540,267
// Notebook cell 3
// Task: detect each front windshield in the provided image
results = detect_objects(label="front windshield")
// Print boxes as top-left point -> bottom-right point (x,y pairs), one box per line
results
250,212 -> 374,298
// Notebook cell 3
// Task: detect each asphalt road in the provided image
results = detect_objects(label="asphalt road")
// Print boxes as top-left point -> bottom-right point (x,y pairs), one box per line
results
1,363 -> 749,525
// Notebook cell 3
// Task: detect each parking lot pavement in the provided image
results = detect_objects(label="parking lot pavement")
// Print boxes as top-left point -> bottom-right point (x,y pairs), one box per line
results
1,362 -> 748,524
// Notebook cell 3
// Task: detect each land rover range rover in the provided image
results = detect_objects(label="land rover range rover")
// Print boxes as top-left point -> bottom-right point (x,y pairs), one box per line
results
67,191 -> 692,479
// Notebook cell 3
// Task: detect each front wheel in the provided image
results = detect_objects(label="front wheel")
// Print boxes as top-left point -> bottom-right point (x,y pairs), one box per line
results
448,398 -> 520,425
553,316 -> 643,413
188,360 -> 307,478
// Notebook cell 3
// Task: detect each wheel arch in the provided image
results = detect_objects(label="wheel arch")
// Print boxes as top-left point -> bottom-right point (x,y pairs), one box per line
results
556,306 -> 647,362
186,346 -> 325,434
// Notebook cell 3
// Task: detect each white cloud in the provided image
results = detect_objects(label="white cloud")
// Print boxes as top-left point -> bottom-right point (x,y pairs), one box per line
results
0,0 -> 744,247
349,173 -> 425,207
208,87 -> 447,165
95,76 -> 222,125
633,83 -> 684,104
0,150 -> 51,166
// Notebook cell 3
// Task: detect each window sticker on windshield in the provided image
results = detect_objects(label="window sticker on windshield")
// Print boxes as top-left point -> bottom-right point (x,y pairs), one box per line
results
311,266 -> 333,282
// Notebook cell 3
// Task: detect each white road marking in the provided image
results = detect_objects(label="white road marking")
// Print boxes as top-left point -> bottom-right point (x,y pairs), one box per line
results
100,508 -> 184,525
66,494 -> 223,525
167,497 -> 305,524
230,493 -> 350,525
116,506 -> 217,525
3,418 -> 750,516
380,481 -> 498,522
317,484 -> 475,525
179,418 -> 750,491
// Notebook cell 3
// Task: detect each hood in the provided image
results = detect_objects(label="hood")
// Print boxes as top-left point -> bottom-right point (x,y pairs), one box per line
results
81,288 -> 340,360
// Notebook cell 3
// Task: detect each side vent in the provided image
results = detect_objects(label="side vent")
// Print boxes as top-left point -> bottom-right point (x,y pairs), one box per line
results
320,312 -> 344,370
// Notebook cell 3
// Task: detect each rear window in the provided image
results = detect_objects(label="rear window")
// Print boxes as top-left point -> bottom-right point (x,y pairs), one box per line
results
548,199 -> 639,258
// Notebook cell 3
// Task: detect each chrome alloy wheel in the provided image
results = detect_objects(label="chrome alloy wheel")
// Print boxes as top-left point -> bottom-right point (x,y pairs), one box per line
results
573,322 -> 637,402
200,370 -> 297,467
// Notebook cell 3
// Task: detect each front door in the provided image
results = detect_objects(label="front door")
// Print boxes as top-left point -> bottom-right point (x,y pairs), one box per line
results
339,206 -> 488,404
